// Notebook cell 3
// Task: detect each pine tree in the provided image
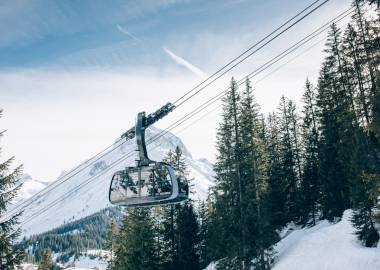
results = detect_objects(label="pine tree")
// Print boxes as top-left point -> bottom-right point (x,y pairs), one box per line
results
299,80 -> 321,226
160,204 -> 177,270
160,146 -> 200,270
105,221 -> 118,270
0,109 -> 24,269
37,249 -> 53,270
209,78 -> 245,269
277,96 -> 300,223
351,173 -> 380,247
239,79 -> 277,269
317,24 -> 357,220
197,200 -> 210,269
113,208 -> 158,270
176,202 -> 199,270
266,113 -> 288,230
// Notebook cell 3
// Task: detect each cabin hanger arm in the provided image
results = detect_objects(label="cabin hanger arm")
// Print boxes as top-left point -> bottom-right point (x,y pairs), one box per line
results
120,102 -> 175,141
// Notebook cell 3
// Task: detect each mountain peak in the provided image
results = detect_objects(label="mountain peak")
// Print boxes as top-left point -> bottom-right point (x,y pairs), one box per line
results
14,127 -> 213,237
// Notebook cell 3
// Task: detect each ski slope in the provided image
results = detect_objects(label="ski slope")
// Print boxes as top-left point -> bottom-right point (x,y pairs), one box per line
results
11,127 -> 214,237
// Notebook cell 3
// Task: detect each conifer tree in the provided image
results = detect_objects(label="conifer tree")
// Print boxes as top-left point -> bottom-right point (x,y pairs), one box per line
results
351,173 -> 380,247
209,78 -> 245,269
37,249 -> 55,270
0,109 -> 24,269
176,202 -> 199,270
317,24 -> 357,220
160,146 -> 200,270
105,221 -> 118,270
277,96 -> 300,223
197,200 -> 210,269
299,80 -> 321,226
266,113 -> 288,228
239,79 -> 277,269
113,208 -> 158,270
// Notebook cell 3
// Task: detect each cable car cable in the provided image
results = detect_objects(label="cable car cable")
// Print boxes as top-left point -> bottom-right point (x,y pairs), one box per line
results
171,0 -> 327,106
172,0 -> 330,108
144,6 -> 354,146
19,8 -> 352,226
6,0 -> 330,219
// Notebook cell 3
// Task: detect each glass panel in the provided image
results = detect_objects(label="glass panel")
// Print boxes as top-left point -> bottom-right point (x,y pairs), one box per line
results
110,163 -> 174,205
154,165 -> 172,196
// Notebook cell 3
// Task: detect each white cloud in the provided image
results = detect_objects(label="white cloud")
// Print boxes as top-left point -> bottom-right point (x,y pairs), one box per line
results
0,69 -> 220,182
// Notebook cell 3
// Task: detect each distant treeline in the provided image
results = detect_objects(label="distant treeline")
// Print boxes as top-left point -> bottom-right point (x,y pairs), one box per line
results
16,207 -> 123,263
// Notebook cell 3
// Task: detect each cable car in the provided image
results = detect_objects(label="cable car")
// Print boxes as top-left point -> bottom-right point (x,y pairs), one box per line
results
109,107 -> 188,207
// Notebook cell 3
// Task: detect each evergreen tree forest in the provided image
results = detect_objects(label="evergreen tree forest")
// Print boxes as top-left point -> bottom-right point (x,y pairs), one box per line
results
206,1 -> 380,268
109,2 -> 380,269
16,207 -> 123,264
0,109 -> 25,269
5,1 -> 380,269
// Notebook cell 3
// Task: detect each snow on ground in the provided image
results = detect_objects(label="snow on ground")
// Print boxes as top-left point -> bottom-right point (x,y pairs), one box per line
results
61,250 -> 108,270
21,250 -> 108,270
273,210 -> 380,270
205,210 -> 380,270
69,254 -> 107,269
19,264 -> 37,270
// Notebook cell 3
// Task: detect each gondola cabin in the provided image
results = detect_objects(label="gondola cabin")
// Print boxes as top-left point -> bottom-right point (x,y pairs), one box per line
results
109,162 -> 187,207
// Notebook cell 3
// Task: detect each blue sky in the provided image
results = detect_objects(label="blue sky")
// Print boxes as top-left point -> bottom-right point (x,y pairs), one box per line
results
0,0 -> 347,69
0,0 -> 351,181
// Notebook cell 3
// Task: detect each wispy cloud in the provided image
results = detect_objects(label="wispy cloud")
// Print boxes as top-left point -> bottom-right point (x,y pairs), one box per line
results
116,24 -> 143,43
163,47 -> 208,79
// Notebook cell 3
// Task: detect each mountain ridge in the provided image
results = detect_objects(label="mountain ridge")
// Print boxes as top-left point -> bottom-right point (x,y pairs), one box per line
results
11,126 -> 214,237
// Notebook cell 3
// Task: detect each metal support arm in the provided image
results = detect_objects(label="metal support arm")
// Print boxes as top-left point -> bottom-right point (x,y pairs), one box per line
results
120,102 -> 175,141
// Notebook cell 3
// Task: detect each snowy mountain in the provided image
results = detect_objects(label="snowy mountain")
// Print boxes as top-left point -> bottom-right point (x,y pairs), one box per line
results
14,174 -> 49,204
11,126 -> 214,237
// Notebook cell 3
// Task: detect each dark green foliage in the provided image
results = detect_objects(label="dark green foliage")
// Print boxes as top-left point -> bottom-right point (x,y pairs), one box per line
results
175,202 -> 200,270
160,146 -> 200,270
197,200 -> 210,269
113,208 -> 158,270
266,113 -> 288,228
105,221 -> 118,269
317,24 -> 357,220
299,80 -> 321,226
16,207 -> 123,263
316,2 -> 380,244
209,79 -> 279,269
277,96 -> 301,223
352,173 -> 380,247
209,78 -> 245,268
0,109 -> 25,269
239,80 -> 278,269
37,249 -> 52,270
37,249 -> 62,270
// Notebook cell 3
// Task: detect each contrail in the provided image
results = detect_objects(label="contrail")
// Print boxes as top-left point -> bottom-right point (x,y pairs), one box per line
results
116,24 -> 143,43
116,25 -> 208,79
163,47 -> 208,79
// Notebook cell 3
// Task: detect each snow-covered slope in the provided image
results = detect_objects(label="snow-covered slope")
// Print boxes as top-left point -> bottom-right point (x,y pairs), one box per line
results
13,126 -> 214,237
206,210 -> 380,270
273,210 -> 380,270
